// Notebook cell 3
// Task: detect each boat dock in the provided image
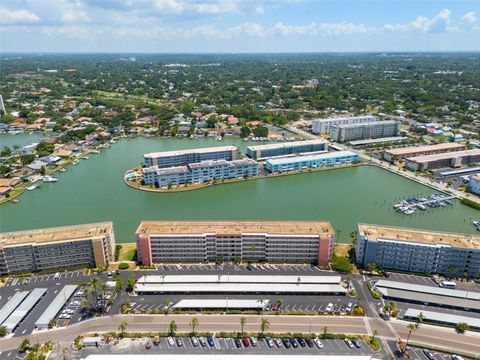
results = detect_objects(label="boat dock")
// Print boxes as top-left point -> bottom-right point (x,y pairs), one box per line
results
393,194 -> 457,215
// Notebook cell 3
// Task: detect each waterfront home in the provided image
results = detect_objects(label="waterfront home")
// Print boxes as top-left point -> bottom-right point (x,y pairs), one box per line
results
0,186 -> 12,196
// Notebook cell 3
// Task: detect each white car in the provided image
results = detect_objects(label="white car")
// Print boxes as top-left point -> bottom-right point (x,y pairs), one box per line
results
167,337 -> 175,346
452,356 -> 464,360
325,303 -> 334,312
344,339 -> 354,349
314,338 -> 324,349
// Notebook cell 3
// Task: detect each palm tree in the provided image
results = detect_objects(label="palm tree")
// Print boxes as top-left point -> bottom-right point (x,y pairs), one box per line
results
417,312 -> 425,325
100,283 -> 109,314
190,317 -> 199,335
88,277 -> 100,311
118,320 -> 128,338
406,323 -> 416,345
240,316 -> 247,334
260,318 -> 270,337
169,320 -> 177,336
62,346 -> 70,360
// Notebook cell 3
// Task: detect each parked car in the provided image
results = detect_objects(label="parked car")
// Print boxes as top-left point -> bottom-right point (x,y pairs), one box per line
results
207,336 -> 214,347
282,338 -> 291,348
145,339 -> 152,349
346,302 -> 353,312
452,355 -> 464,360
167,337 -> 175,346
242,337 -> 250,347
191,337 -> 199,347
273,338 -> 282,347
289,338 -> 299,348
314,338 -> 324,349
325,303 -> 334,312
297,338 -> 306,347
53,272 -> 61,280
176,338 -> 183,347
234,337 -> 242,348
199,337 -> 207,347
265,337 -> 274,348
305,338 -> 314,347
344,339 -> 354,348
351,339 -> 362,348
249,337 -> 257,346
423,350 -> 437,360
339,304 -> 347,312
246,264 -> 253,271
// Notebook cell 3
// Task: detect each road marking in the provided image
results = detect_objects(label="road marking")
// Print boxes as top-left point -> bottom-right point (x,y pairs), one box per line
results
363,317 -> 372,336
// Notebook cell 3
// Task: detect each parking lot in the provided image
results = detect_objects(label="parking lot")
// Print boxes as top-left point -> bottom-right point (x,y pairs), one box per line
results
69,337 -> 381,359
386,272 -> 480,293
389,341 -> 463,360
4,270 -> 85,287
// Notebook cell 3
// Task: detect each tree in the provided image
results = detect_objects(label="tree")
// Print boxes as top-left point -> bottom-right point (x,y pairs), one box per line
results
240,316 -> 247,334
40,165 -> 47,176
21,154 -> 35,165
190,317 -> 199,334
455,322 -> 469,333
260,318 -> 270,336
1,146 -> 11,157
169,320 -> 177,336
18,338 -> 31,352
36,142 -> 55,156
48,318 -> 56,329
240,126 -> 251,138
406,323 -> 416,345
0,326 -> 6,337
118,319 -> 128,337
88,277 -> 100,311
417,312 -> 425,325
126,276 -> 135,292
252,125 -> 268,138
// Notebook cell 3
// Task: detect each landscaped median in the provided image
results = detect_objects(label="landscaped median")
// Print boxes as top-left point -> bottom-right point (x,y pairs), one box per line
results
124,162 -> 364,193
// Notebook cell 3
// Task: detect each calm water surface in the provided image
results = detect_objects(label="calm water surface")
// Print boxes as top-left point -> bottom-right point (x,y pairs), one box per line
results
0,136 -> 478,243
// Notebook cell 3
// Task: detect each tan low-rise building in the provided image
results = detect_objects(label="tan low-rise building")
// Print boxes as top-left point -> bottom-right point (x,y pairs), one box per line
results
0,222 -> 115,275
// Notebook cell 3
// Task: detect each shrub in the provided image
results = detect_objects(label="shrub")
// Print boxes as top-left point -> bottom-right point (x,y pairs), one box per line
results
118,263 -> 129,270
455,322 -> 470,333
0,326 -> 7,337
331,255 -> 353,273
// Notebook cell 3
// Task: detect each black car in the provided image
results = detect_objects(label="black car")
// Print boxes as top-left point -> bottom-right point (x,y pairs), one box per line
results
339,304 -> 347,312
289,338 -> 299,348
282,338 -> 291,348
305,338 -> 314,347
297,338 -> 306,347
176,338 -> 183,347
207,336 -> 214,347
351,339 -> 362,348
234,337 -> 242,348
423,350 -> 436,360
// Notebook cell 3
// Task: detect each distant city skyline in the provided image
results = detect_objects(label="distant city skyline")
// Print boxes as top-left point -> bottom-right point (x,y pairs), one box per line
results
0,0 -> 479,53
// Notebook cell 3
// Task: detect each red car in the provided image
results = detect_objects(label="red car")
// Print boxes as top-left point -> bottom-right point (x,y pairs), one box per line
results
242,337 -> 250,347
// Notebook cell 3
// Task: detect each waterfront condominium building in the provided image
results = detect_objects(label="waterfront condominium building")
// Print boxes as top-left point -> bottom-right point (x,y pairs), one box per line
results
142,158 -> 259,187
143,145 -> 238,168
329,121 -> 400,143
136,220 -> 335,266
0,222 -> 115,275
469,174 -> 480,196
383,143 -> 467,163
355,223 -> 480,277
404,149 -> 480,172
311,115 -> 378,135
246,139 -> 328,160
265,150 -> 359,173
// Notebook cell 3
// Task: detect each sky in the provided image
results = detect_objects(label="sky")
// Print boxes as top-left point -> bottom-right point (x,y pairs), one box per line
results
0,0 -> 479,53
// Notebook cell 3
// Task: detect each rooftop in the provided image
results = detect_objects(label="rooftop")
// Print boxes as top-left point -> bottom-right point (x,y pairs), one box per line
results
265,150 -> 357,166
144,145 -> 237,159
406,149 -> 480,163
384,142 -> 466,156
312,115 -> 377,123
404,308 -> 480,329
334,120 -> 398,129
358,223 -> 480,250
137,275 -> 341,284
247,139 -> 327,151
136,220 -> 334,236
0,222 -> 113,249
348,136 -> 408,146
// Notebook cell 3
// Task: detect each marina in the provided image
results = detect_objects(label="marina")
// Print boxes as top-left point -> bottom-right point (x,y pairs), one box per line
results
0,137 -> 478,243
393,194 -> 457,215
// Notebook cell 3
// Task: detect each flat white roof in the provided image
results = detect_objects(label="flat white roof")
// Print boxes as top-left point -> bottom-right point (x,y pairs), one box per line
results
81,356 -> 380,360
172,299 -> 269,309
35,285 -> 77,328
334,120 -> 398,129
406,149 -> 480,163
404,308 -> 480,328
247,140 -> 327,151
137,275 -> 341,284
3,288 -> 47,332
384,142 -> 466,156
144,146 -> 237,159
349,137 -> 408,146
0,291 -> 29,325
374,280 -> 480,300
136,283 -> 346,294
265,151 -> 357,166
312,115 -> 377,123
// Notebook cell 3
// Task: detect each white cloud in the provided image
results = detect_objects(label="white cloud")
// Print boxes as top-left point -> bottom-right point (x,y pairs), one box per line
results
274,22 -> 316,36
317,22 -> 370,35
194,0 -> 239,14
384,8 -> 453,33
0,8 -> 40,25
461,11 -> 477,24
61,10 -> 90,23
154,0 -> 184,13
